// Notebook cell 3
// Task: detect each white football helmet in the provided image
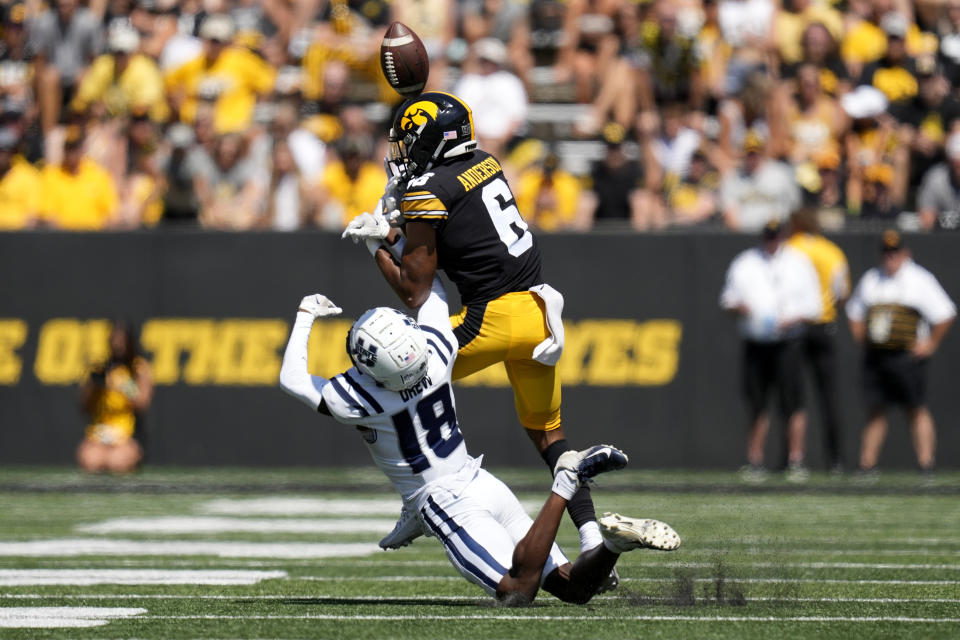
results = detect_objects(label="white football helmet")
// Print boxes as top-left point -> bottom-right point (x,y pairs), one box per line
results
347,307 -> 429,391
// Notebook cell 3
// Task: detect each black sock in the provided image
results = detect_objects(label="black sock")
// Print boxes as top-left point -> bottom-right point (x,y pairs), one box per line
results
539,439 -> 598,529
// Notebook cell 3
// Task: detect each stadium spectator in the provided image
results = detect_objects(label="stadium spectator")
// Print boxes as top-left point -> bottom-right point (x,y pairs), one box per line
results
785,208 -> 851,472
460,0 -> 533,87
117,109 -> 166,227
266,137 -> 313,230
720,129 -> 801,232
0,126 -> 40,229
841,0 -> 890,76
801,146 -> 847,225
158,123 -> 200,224
164,13 -> 276,134
0,2 -> 32,110
846,231 -> 955,476
891,56 -> 960,196
514,149 -> 587,231
860,13 -> 919,106
631,1 -> 704,114
716,68 -> 787,169
719,219 -> 822,482
662,146 -> 721,227
77,320 -> 152,474
583,122 -> 651,229
453,38 -> 529,160
314,133 -> 385,230
917,131 -> 960,231
192,132 -> 269,229
71,23 -> 168,123
28,0 -> 104,133
554,0 -> 625,104
938,0 -> 960,88
780,21 -> 850,98
774,1 -> 844,70
785,63 -> 848,172
40,126 -> 119,230
647,102 -> 703,189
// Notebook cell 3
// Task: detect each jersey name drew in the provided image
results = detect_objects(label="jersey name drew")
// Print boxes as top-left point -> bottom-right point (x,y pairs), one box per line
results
401,150 -> 544,306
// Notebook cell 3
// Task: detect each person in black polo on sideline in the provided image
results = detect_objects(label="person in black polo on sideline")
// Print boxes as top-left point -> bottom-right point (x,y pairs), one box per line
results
720,219 -> 823,483
846,231 -> 956,476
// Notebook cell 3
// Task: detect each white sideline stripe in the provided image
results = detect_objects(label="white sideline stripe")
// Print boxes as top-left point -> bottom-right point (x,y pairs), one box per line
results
0,570 -> 286,586
198,497 -> 542,516
6,595 -> 960,605
657,561 -> 960,571
0,539 -> 380,559
141,614 -> 960,623
0,607 -> 145,628
297,575 -> 960,585
77,517 -> 398,535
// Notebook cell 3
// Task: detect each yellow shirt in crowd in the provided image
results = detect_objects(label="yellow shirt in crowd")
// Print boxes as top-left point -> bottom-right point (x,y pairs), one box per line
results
73,53 -> 169,122
0,156 -> 42,229
41,158 -> 118,230
515,169 -> 582,231
786,232 -> 850,324
165,46 -> 276,134
319,161 -> 386,227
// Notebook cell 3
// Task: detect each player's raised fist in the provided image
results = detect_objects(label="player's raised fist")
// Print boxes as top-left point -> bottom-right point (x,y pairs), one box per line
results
380,22 -> 429,97
298,294 -> 342,319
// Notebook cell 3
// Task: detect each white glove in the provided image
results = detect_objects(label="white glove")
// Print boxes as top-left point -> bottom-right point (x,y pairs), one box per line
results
298,294 -> 343,318
342,211 -> 389,244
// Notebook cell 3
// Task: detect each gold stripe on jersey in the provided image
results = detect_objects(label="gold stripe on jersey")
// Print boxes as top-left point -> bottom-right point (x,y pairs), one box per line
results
402,197 -> 447,213
457,156 -> 503,192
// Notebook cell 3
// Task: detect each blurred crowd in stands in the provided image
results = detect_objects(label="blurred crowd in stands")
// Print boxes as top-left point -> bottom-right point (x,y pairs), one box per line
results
2,0 -> 960,233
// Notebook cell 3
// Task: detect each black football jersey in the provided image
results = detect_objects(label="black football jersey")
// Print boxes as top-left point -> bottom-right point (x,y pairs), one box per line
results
400,150 -> 543,306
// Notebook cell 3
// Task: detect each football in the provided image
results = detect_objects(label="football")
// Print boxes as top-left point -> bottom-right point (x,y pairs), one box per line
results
380,22 -> 429,98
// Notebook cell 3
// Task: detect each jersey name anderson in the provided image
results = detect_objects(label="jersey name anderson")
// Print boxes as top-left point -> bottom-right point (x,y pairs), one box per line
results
456,156 -> 503,191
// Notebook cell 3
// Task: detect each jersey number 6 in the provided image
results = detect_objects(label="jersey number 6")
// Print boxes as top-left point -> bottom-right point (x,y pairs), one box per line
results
482,178 -> 533,257
391,383 -> 464,473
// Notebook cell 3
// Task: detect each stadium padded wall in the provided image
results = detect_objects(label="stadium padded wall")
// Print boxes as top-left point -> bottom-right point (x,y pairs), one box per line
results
1,230 -> 957,469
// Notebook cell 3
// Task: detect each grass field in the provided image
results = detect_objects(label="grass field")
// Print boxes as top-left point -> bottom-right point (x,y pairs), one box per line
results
1,467 -> 958,639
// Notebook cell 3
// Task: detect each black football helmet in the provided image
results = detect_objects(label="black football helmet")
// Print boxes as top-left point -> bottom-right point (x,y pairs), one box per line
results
388,91 -> 476,176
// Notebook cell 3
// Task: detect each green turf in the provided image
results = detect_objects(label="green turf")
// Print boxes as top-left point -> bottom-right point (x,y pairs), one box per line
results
0,467 -> 958,639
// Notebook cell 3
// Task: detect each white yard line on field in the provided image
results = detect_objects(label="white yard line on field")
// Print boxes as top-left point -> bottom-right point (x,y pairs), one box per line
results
0,570 -> 286,586
76,517 -> 397,535
0,607 -> 145,629
0,539 -> 380,559
198,497 -> 542,516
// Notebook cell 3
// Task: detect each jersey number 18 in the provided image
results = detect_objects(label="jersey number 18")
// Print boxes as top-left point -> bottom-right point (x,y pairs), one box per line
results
391,383 -> 464,473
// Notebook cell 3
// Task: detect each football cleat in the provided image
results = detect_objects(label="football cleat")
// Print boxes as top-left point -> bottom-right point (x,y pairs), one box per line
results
595,567 -> 620,594
554,444 -> 629,485
379,506 -> 423,550
599,512 -> 681,553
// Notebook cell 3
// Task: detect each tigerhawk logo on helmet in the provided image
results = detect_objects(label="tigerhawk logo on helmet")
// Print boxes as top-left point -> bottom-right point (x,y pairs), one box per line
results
389,91 -> 477,177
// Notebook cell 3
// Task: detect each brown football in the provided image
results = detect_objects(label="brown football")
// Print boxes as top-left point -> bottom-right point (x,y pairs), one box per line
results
380,22 -> 429,98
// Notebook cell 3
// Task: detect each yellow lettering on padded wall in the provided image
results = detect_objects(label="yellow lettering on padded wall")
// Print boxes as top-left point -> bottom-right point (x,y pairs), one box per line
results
307,319 -> 355,379
0,319 -> 27,384
633,320 -> 682,385
33,319 -> 111,384
141,319 -> 214,384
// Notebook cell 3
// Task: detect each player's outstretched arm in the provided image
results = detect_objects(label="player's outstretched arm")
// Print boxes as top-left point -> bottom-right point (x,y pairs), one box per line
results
374,221 -> 437,310
278,294 -> 342,410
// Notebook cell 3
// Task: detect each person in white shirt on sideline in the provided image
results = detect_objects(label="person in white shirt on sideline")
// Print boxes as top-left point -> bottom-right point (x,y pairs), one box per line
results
277,276 -> 680,605
846,231 -> 956,477
720,219 -> 823,482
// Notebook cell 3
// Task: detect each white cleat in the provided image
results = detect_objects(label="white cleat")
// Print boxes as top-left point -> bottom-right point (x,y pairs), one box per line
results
379,506 -> 423,550
599,512 -> 681,553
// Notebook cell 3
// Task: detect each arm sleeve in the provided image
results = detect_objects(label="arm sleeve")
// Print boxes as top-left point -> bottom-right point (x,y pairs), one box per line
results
278,311 -> 328,410
845,274 -> 868,322
918,271 -> 957,324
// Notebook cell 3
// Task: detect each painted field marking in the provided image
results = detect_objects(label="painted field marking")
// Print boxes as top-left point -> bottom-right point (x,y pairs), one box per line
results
297,575 -> 960,585
76,517 -> 397,535
4,594 -> 960,605
0,539 -> 379,559
0,607 -> 145,629
0,570 -> 286,586
141,614 -> 960,623
199,497 -> 542,516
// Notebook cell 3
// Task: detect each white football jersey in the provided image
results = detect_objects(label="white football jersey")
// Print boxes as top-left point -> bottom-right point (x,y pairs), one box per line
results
320,287 -> 472,500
